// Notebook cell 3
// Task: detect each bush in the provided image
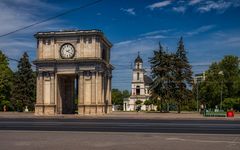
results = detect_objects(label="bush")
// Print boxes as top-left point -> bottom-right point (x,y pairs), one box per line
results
135,100 -> 143,105
0,100 -> 14,111
181,99 -> 197,111
144,100 -> 152,106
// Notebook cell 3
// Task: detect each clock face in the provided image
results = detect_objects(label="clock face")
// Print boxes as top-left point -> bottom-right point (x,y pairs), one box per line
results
60,43 -> 75,59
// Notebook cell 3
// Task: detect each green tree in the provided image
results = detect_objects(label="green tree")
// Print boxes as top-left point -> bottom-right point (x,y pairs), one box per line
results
149,43 -> 175,112
174,37 -> 193,113
112,89 -> 123,105
223,98 -> 240,111
112,89 -> 130,110
144,99 -> 152,111
122,90 -> 130,99
11,52 -> 36,111
0,50 -> 13,111
219,56 -> 239,97
198,55 -> 240,109
144,99 -> 152,106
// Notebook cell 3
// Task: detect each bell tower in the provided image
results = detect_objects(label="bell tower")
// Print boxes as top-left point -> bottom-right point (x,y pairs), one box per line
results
131,52 -> 145,96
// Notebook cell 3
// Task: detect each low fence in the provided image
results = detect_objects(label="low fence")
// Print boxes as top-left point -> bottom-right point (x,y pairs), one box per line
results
203,111 -> 226,117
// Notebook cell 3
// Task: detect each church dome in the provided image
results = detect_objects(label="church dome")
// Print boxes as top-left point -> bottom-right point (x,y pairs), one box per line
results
134,54 -> 143,63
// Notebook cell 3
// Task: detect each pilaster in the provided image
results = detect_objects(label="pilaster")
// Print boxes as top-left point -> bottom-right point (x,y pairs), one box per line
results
36,72 -> 43,104
50,72 -> 55,104
91,71 -> 96,104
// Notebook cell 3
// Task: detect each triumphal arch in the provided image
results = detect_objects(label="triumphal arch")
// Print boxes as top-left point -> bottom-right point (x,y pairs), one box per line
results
33,30 -> 113,115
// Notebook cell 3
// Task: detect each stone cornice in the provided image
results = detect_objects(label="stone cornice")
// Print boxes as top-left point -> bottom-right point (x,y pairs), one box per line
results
133,68 -> 145,72
131,81 -> 144,84
130,95 -> 148,99
34,29 -> 112,47
33,58 -> 114,70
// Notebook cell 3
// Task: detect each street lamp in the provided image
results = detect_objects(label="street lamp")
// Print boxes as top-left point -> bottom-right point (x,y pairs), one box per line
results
196,80 -> 199,112
218,71 -> 224,110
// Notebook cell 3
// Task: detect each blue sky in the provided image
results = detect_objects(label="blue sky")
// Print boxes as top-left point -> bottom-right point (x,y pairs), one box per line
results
0,0 -> 240,91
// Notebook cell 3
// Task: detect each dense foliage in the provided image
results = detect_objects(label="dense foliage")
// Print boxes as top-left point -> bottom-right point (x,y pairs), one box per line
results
196,55 -> 240,111
112,89 -> 130,110
149,38 -> 193,113
0,50 -> 13,111
11,52 -> 36,111
174,37 -> 193,113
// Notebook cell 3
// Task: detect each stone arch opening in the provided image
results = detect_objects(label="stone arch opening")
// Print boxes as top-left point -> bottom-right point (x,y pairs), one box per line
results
136,86 -> 140,95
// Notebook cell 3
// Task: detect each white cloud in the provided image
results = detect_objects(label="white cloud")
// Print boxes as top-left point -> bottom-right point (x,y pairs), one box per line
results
147,0 -> 172,10
120,8 -> 136,15
221,37 -> 240,47
189,0 -> 203,5
197,1 -> 232,13
140,29 -> 173,36
114,40 -> 135,47
0,0 -> 64,70
173,6 -> 186,13
145,35 -> 167,39
146,0 -> 240,14
114,30 -> 172,48
187,25 -> 216,36
0,1 -> 61,35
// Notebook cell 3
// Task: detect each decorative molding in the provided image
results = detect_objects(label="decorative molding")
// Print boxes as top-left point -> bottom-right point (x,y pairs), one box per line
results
84,71 -> 92,80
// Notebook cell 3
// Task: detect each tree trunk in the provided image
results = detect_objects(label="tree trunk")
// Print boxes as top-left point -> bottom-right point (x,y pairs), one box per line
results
160,99 -> 163,112
177,103 -> 181,113
167,102 -> 169,112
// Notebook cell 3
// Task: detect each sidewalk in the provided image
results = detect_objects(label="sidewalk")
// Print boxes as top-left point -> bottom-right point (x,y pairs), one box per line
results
0,111 -> 239,120
106,111 -> 240,120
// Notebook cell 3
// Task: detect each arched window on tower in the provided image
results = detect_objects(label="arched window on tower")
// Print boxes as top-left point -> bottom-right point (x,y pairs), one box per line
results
136,86 -> 140,95
137,72 -> 139,80
137,63 -> 139,69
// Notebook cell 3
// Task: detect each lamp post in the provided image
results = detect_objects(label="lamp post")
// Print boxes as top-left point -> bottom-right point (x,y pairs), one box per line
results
218,71 -> 224,110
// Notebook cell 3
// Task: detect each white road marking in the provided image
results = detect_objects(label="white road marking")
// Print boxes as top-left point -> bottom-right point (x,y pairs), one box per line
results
166,137 -> 240,144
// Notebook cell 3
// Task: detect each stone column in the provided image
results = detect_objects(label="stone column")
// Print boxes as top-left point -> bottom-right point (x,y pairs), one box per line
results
95,72 -> 98,104
43,73 -> 51,105
98,72 -> 102,104
90,71 -> 96,114
36,72 -> 43,104
96,72 -> 102,114
58,76 -> 63,114
35,72 -> 44,115
50,72 -> 55,104
70,77 -> 75,114
42,72 -> 55,115
102,73 -> 105,104
78,71 -> 84,114
106,75 -> 110,103
54,74 -> 58,107
91,71 -> 96,104
109,76 -> 112,105
109,76 -> 112,113
106,75 -> 110,113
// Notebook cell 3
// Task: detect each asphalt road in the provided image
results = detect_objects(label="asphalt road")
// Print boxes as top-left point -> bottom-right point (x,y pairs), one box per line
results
0,118 -> 240,134
1,131 -> 240,150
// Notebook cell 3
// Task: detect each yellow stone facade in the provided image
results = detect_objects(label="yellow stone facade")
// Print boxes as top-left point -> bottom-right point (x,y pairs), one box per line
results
34,30 -> 113,115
